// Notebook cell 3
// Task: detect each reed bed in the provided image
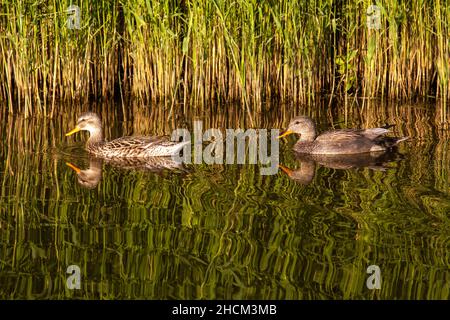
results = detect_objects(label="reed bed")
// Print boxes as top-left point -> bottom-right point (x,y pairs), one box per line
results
0,0 -> 449,115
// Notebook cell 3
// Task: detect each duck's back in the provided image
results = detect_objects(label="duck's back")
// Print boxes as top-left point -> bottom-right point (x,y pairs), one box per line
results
296,129 -> 383,155
89,136 -> 185,158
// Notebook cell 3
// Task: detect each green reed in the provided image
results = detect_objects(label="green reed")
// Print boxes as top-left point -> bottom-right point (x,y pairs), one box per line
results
0,1 -> 450,116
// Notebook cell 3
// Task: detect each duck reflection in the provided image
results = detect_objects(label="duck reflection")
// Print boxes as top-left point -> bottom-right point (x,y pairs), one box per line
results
279,151 -> 404,185
279,161 -> 316,185
66,156 -> 185,188
66,158 -> 102,189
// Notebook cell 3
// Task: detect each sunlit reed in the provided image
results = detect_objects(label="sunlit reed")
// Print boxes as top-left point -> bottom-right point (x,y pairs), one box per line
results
0,1 -> 449,118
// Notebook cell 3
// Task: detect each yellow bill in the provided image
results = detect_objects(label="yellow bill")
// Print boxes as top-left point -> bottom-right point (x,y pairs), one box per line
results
278,164 -> 293,176
65,126 -> 81,136
277,129 -> 294,139
66,162 -> 81,174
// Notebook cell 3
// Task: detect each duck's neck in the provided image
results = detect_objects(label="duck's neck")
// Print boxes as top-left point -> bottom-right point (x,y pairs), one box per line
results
298,131 -> 316,142
87,128 -> 104,146
294,131 -> 316,152
297,121 -> 317,142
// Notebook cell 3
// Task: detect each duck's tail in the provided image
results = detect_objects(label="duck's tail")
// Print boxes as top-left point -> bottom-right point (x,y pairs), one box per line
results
381,124 -> 396,130
379,136 -> 409,149
170,141 -> 191,155
363,124 -> 395,140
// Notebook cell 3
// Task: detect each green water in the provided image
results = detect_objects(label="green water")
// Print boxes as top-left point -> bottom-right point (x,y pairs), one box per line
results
1,102 -> 449,299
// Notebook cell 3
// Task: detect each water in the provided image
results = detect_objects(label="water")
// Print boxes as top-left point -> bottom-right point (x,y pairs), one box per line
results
0,101 -> 449,299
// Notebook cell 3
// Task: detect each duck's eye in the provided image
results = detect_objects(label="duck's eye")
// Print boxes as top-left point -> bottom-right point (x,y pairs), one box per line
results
294,121 -> 300,125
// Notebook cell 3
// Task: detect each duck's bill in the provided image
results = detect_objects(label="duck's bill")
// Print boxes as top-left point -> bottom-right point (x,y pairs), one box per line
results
278,164 -> 293,176
66,162 -> 81,174
65,126 -> 81,136
277,129 -> 294,139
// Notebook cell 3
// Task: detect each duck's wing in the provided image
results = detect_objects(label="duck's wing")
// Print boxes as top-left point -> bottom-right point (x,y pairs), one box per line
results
315,129 -> 368,142
101,136 -> 185,157
316,126 -> 393,142
359,127 -> 392,140
106,136 -> 168,148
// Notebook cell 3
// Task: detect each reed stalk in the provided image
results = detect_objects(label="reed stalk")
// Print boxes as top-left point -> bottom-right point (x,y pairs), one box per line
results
0,0 -> 449,117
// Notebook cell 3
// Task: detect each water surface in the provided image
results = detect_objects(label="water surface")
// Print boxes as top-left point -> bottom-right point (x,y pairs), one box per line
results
0,101 -> 449,299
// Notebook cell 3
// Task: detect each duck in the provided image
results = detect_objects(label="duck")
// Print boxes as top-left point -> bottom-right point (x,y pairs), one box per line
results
66,112 -> 189,158
278,116 -> 408,154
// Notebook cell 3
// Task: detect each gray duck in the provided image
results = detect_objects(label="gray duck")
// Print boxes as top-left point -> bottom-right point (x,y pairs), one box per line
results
279,116 -> 408,154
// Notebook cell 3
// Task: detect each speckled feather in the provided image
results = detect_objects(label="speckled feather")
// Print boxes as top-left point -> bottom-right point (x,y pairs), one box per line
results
88,136 -> 187,158
68,112 -> 189,158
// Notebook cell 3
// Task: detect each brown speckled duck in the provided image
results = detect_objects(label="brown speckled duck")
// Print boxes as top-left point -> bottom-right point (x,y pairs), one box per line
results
278,116 -> 408,154
66,112 -> 189,158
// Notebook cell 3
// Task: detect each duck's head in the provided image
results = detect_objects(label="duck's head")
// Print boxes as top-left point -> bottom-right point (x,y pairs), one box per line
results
66,112 -> 102,137
278,116 -> 316,140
